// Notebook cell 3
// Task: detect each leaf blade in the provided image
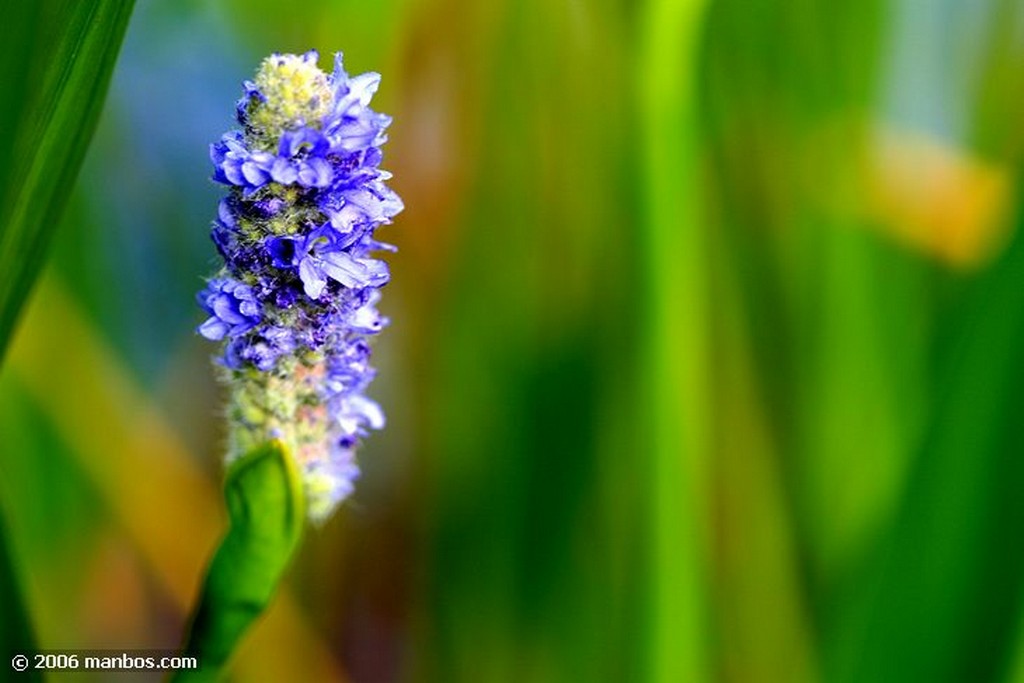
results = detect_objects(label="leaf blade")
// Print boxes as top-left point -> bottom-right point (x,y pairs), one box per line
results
0,510 -> 41,682
834,182 -> 1024,683
0,0 -> 136,359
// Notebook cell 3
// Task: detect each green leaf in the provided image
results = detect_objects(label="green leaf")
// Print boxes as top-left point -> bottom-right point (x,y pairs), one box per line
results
0,0 -> 135,360
0,511 -> 41,682
0,0 -> 134,670
832,182 -> 1024,683
174,441 -> 305,682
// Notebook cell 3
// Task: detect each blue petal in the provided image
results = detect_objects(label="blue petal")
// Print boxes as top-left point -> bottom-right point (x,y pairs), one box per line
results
270,157 -> 298,185
317,250 -> 368,288
212,296 -> 247,325
346,72 -> 381,108
299,258 -> 328,299
241,161 -> 269,186
357,257 -> 390,286
223,161 -> 247,186
198,317 -> 229,341
308,157 -> 333,187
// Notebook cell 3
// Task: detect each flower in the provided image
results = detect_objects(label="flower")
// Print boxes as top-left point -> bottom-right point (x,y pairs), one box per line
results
267,224 -> 390,300
198,50 -> 401,522
197,278 -> 261,341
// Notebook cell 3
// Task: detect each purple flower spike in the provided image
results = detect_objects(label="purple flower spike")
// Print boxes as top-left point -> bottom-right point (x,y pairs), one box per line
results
197,51 -> 402,522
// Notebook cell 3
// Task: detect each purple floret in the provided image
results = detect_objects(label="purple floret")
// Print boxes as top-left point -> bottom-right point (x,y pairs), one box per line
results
197,278 -> 261,341
267,224 -> 389,300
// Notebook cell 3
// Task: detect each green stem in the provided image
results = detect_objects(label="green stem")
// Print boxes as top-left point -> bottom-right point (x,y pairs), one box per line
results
173,441 -> 305,682
638,0 -> 711,680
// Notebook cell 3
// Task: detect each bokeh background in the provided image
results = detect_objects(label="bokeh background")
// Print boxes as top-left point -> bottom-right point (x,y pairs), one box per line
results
4,0 -> 1024,681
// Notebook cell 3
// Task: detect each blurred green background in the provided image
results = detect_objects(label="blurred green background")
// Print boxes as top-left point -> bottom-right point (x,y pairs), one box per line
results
4,0 -> 1024,681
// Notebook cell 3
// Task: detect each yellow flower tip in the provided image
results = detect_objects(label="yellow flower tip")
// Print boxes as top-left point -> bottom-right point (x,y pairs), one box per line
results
250,53 -> 333,136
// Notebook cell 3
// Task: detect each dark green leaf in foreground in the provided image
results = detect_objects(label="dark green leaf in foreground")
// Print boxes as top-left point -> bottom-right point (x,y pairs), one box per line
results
0,511 -> 41,681
0,0 -> 134,670
0,0 -> 135,359
174,441 -> 305,682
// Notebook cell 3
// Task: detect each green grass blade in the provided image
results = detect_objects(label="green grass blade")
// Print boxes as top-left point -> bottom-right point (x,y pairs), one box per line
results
835,186 -> 1024,683
0,510 -> 41,681
175,441 -> 305,682
0,0 -> 135,359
